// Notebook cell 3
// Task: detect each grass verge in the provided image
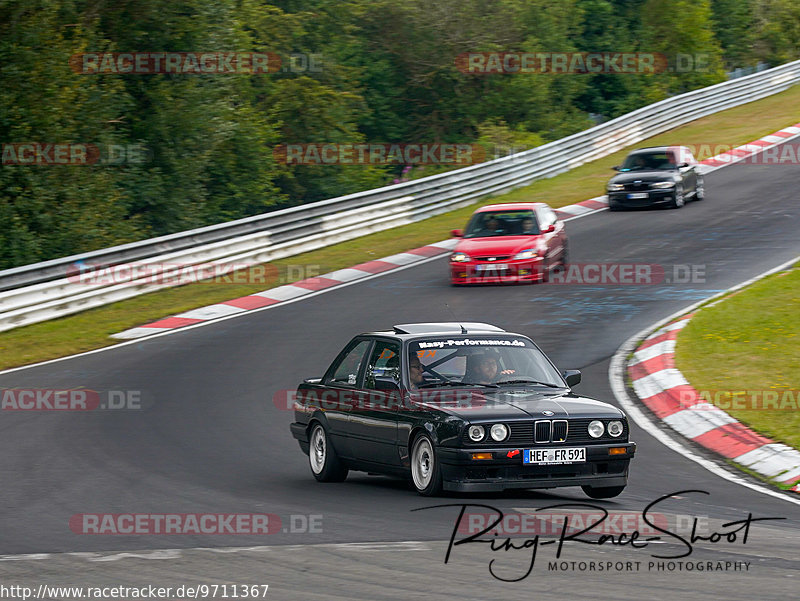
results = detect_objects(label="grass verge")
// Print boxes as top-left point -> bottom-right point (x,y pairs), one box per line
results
2,84 -> 800,370
675,263 -> 800,451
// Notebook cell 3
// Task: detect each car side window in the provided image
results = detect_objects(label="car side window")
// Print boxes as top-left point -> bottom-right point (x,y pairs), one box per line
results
327,339 -> 371,386
364,340 -> 401,389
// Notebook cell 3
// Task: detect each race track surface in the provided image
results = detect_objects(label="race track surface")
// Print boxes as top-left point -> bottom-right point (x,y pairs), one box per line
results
1,155 -> 799,599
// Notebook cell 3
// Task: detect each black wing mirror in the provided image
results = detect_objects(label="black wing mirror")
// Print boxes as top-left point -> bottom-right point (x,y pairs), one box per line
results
562,370 -> 581,387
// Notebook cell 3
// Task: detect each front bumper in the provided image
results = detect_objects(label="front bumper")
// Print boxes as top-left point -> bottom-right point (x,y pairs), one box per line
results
438,441 -> 636,492
608,189 -> 675,208
450,257 -> 545,285
290,422 -> 310,454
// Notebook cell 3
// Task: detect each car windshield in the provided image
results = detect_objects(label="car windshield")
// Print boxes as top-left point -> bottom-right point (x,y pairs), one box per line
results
462,210 -> 539,238
408,337 -> 564,388
620,151 -> 676,171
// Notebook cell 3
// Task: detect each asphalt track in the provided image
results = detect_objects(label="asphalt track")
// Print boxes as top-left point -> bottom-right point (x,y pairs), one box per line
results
1,152 -> 799,600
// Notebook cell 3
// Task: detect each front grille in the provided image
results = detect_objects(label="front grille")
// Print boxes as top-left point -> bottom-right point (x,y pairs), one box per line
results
475,255 -> 511,262
534,420 -> 551,443
464,419 -> 628,445
552,420 -> 568,442
508,423 -> 533,444
623,182 -> 651,191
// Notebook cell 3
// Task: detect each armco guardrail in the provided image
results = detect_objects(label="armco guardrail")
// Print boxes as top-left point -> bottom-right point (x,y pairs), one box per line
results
1,59 -> 799,333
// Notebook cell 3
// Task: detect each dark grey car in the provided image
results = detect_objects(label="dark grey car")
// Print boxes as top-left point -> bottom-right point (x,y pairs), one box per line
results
607,146 -> 705,210
290,322 -> 636,497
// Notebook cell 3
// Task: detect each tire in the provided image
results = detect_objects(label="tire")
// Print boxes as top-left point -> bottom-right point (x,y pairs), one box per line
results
410,434 -> 443,496
308,422 -> 348,482
669,185 -> 685,209
694,176 -> 704,201
608,202 -> 623,212
581,485 -> 625,499
560,243 -> 569,269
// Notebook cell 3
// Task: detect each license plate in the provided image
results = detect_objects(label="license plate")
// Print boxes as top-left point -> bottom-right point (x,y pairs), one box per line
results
475,264 -> 508,272
523,447 -> 586,465
627,192 -> 649,199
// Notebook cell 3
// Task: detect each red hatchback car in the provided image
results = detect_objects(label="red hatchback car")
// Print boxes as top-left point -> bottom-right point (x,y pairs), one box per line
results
449,203 -> 568,285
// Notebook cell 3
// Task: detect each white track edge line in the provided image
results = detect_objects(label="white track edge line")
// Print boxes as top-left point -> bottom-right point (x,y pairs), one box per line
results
609,254 -> 800,507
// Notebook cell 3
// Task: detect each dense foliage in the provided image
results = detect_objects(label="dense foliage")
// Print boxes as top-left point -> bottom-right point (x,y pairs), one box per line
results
1,0 -> 797,268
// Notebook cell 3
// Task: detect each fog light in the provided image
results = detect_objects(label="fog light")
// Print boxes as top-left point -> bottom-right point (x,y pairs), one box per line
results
519,269 -> 530,275
609,447 -> 627,455
472,453 -> 493,460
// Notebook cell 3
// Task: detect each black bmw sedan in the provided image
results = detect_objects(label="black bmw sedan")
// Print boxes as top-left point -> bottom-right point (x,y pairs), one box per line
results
606,146 -> 705,209
289,322 -> 636,497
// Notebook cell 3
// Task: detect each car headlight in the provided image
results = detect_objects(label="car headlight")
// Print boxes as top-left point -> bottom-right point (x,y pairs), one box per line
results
607,183 -> 625,191
451,252 -> 470,263
468,425 -> 485,441
513,249 -> 538,260
588,420 -> 605,438
608,420 -> 624,437
490,423 -> 508,442
650,181 -> 676,189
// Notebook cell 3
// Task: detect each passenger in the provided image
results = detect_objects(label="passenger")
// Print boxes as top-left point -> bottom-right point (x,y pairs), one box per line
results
409,353 -> 425,389
521,217 -> 536,234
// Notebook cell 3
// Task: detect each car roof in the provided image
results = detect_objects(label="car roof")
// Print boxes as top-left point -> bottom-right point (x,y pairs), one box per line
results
364,322 -> 521,340
473,202 -> 546,213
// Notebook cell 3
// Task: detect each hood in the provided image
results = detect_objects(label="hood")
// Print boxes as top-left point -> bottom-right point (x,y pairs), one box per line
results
454,236 -> 540,257
415,388 -> 623,421
609,170 -> 679,184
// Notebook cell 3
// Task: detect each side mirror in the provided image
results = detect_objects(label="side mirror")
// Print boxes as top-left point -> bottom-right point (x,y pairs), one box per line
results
611,165 -> 620,171
374,376 -> 400,392
451,229 -> 462,238
542,224 -> 555,233
562,370 -> 581,387
679,162 -> 690,168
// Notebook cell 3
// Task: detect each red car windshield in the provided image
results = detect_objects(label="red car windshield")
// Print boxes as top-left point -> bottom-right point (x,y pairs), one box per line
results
462,210 -> 539,238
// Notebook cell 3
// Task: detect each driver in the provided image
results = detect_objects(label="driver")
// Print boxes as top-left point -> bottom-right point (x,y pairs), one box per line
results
630,155 -> 647,170
475,215 -> 500,236
464,350 -> 513,384
408,352 -> 425,389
